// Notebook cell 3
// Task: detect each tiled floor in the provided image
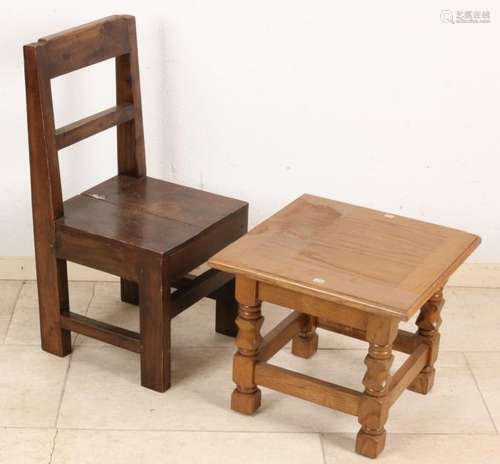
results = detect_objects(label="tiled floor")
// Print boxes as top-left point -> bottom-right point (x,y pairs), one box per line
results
0,281 -> 499,463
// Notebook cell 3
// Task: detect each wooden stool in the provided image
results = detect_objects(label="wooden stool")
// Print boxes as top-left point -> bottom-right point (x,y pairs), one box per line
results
209,194 -> 480,458
24,15 -> 248,392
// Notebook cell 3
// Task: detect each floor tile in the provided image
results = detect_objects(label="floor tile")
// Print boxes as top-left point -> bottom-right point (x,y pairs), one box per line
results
58,346 -> 491,434
322,433 -> 500,463
52,430 -> 323,464
0,346 -> 69,427
77,282 -> 290,348
0,428 -> 56,464
58,345 -> 355,432
5,281 -> 94,345
388,351 -> 495,433
0,281 -> 22,343
436,288 -> 500,351
465,352 -> 500,431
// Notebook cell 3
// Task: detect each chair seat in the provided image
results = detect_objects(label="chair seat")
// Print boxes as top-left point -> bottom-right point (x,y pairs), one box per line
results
56,175 -> 248,256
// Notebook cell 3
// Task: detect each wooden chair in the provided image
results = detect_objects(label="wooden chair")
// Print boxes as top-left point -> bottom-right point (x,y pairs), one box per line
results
23,15 -> 248,392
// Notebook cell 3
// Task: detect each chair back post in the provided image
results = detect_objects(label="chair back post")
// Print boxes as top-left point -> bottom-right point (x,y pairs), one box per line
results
24,41 -> 68,340
116,16 -> 146,177
24,41 -> 63,228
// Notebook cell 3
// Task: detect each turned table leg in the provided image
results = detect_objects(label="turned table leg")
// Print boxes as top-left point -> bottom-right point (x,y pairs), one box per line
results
408,288 -> 444,394
231,277 -> 263,414
292,314 -> 318,358
356,318 -> 398,458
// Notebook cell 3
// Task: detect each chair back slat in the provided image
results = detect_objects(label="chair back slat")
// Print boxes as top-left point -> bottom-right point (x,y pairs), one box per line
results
55,103 -> 135,150
40,15 -> 131,78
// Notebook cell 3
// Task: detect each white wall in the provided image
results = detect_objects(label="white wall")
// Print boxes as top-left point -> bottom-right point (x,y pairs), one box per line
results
1,1 -> 498,262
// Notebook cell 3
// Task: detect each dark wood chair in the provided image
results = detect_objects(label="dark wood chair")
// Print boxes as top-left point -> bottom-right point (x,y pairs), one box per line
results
23,15 -> 248,392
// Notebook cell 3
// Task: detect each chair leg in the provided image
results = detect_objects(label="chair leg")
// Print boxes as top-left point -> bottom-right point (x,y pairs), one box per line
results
215,278 -> 238,337
139,262 -> 171,392
36,256 -> 72,357
121,278 -> 139,305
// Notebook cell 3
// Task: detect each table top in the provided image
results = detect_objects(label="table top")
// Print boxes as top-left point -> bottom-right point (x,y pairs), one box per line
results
209,194 -> 480,320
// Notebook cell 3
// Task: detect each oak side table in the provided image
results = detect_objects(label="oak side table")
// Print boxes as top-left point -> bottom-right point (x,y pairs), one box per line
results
209,194 -> 480,458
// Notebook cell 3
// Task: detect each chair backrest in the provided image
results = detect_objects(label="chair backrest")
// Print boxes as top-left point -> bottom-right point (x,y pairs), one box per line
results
23,15 -> 145,227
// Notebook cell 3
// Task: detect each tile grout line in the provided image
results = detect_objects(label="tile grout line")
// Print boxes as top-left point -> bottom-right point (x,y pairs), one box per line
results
463,351 -> 499,434
1,281 -> 25,344
48,429 -> 59,464
53,354 -> 72,428
53,283 -> 96,428
1,426 -> 498,435
319,433 -> 328,464
72,282 -> 96,346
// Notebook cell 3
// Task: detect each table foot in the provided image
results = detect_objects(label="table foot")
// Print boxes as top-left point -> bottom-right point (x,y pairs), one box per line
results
292,315 -> 318,359
408,366 -> 435,394
231,387 -> 261,415
355,429 -> 386,459
292,332 -> 318,358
